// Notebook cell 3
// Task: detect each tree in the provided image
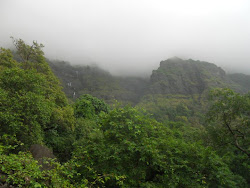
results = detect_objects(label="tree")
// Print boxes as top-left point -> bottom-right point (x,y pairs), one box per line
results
0,48 -> 17,69
11,37 -> 44,64
0,68 -> 52,147
73,105 -> 242,187
207,88 -> 250,157
73,94 -> 109,119
0,39 -> 75,158
11,37 -> 68,107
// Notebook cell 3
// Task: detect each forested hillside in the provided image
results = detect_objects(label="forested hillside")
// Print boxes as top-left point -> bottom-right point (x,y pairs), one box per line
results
0,39 -> 249,187
49,55 -> 250,127
49,60 -> 149,105
49,56 -> 250,102
229,73 -> 250,93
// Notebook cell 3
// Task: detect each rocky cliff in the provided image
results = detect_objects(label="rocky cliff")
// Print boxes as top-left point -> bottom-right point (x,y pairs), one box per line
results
149,57 -> 235,95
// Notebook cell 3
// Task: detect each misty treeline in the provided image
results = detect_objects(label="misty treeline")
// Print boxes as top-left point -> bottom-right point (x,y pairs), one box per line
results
0,39 -> 249,187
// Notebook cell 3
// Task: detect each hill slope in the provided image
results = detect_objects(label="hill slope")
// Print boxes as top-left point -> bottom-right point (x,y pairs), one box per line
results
49,57 -> 250,104
49,60 -> 149,104
149,57 -> 236,95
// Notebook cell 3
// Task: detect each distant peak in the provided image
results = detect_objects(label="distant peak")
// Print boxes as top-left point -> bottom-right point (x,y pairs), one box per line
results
168,56 -> 183,61
160,57 -> 183,66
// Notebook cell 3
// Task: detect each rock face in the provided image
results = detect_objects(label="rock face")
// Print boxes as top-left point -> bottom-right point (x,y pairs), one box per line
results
30,144 -> 55,170
149,57 -> 230,95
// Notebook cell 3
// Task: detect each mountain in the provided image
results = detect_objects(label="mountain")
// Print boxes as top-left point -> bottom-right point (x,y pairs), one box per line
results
48,57 -> 250,105
49,60 -> 149,104
149,57 -> 234,95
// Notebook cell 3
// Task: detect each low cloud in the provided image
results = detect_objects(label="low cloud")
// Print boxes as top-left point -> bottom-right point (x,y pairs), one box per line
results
1,0 -> 250,75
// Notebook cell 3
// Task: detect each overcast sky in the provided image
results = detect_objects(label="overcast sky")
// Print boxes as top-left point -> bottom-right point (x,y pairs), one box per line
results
1,0 -> 250,75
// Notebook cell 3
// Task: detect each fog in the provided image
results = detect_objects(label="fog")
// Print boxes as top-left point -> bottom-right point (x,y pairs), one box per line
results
1,0 -> 250,76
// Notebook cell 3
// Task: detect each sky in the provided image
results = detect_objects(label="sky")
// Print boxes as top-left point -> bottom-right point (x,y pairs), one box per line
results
1,0 -> 250,76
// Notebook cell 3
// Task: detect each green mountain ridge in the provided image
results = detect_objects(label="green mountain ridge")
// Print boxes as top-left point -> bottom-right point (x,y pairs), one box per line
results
150,57 -> 229,95
49,60 -> 149,104
49,57 -> 250,104
48,57 -> 250,127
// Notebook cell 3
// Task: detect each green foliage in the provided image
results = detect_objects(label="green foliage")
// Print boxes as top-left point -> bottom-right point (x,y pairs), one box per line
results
0,138 -> 71,187
0,151 -> 44,187
137,94 -> 204,128
73,105 -> 241,187
207,88 -> 250,157
0,39 -> 75,160
1,39 -> 248,187
0,68 -> 52,147
205,88 -> 250,185
46,105 -> 75,159
0,151 -> 77,187
11,37 -> 68,107
49,60 -> 149,105
11,37 -> 45,67
62,154 -> 126,187
229,73 -> 250,93
0,48 -> 17,69
74,94 -> 109,119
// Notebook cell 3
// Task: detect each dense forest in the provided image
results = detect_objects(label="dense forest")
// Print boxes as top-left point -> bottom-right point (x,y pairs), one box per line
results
0,39 -> 249,187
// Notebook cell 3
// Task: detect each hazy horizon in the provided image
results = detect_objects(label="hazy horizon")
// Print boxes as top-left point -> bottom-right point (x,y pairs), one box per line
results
1,0 -> 250,76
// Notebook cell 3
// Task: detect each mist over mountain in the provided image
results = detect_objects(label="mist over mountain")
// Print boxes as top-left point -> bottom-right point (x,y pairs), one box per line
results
47,56 -> 250,105
1,0 -> 250,75
1,1 -> 250,187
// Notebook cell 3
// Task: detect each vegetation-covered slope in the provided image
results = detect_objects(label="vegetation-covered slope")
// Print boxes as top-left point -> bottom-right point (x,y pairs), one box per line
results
228,73 -> 250,93
0,39 -> 249,187
49,56 -> 250,106
49,60 -> 149,104
149,57 -> 230,95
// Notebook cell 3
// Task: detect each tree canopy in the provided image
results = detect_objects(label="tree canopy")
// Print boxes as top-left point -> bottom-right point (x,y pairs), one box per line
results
0,39 -> 249,187
207,88 -> 250,157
